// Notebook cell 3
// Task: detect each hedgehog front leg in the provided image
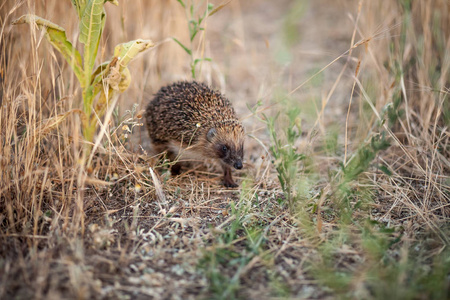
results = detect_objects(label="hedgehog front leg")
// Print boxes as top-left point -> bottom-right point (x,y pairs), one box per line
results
222,165 -> 238,188
154,142 -> 182,176
170,159 -> 183,175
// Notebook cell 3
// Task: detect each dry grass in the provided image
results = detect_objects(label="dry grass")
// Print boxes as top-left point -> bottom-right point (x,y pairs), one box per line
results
1,0 -> 449,299
360,0 -> 449,234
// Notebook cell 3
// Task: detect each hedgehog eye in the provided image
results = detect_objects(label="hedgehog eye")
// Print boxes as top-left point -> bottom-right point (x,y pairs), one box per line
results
222,145 -> 228,153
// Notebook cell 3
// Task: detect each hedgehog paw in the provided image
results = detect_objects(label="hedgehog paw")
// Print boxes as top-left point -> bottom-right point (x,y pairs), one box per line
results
170,163 -> 182,176
223,180 -> 238,188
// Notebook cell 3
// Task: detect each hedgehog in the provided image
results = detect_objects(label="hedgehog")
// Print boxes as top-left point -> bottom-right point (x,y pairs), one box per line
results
145,81 -> 245,187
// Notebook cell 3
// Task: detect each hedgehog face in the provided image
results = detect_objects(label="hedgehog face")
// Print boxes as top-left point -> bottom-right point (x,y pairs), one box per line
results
206,127 -> 244,170
215,141 -> 244,169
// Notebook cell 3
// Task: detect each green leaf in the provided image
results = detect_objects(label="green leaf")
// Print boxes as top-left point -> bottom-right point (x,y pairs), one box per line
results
378,165 -> 392,176
90,61 -> 110,84
72,0 -> 117,19
189,20 -> 198,41
113,39 -> 154,68
12,14 -> 84,87
89,39 -> 152,118
193,57 -> 212,67
12,14 -> 65,31
172,37 -> 192,55
70,0 -> 86,19
79,0 -> 105,86
176,0 -> 185,8
198,4 -> 213,25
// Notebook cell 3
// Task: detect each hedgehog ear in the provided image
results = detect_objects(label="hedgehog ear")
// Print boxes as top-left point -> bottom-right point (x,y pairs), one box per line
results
206,128 -> 217,142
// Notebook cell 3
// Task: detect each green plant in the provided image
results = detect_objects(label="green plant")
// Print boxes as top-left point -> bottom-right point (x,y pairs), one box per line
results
12,0 -> 153,154
336,133 -> 390,225
313,218 -> 450,300
173,0 -> 228,79
264,106 -> 306,213
198,182 -> 268,299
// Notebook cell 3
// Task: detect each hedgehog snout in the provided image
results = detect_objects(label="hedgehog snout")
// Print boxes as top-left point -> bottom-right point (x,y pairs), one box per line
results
234,160 -> 243,170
